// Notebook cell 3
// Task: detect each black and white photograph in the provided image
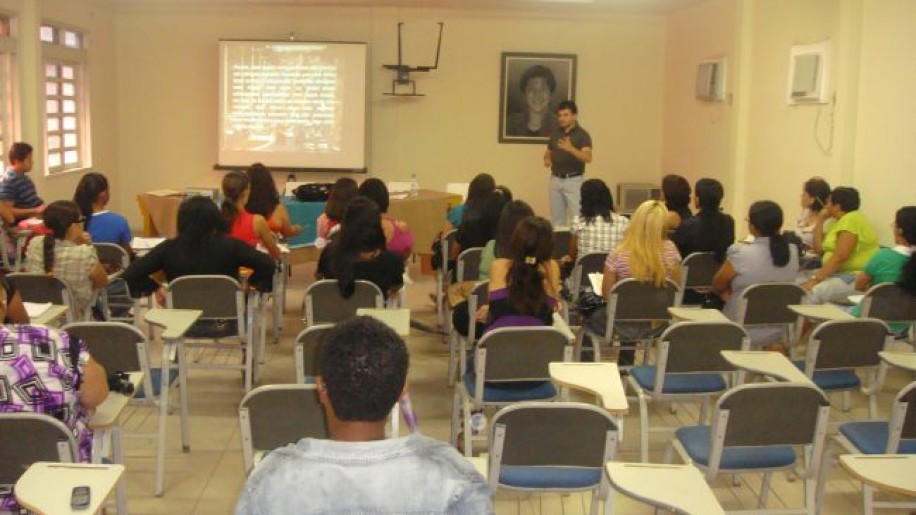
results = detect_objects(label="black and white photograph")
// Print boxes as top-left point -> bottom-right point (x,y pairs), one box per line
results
499,52 -> 577,144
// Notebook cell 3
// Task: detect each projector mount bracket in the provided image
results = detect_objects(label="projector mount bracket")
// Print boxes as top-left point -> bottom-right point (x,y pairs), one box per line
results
383,22 -> 444,97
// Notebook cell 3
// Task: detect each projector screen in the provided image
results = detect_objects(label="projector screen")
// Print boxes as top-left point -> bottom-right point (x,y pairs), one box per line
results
218,40 -> 368,171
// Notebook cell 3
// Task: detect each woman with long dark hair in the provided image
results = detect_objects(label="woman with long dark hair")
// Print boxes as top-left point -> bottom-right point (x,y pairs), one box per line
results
670,178 -> 735,261
317,177 -> 358,240
72,172 -> 132,251
221,171 -> 280,260
358,178 -> 414,259
316,196 -> 405,299
25,200 -> 109,315
713,200 -> 800,349
444,173 -> 496,231
245,163 -> 303,238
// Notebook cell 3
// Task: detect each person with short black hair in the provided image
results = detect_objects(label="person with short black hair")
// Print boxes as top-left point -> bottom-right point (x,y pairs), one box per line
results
806,186 -> 879,303
505,64 -> 558,137
544,100 -> 593,227
565,178 -> 630,264
795,177 -> 832,250
661,174 -> 692,230
235,316 -> 492,514
0,142 -> 45,221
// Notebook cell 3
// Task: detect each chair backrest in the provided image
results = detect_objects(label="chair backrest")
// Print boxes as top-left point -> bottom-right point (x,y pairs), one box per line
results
886,380 -> 916,453
861,282 -> 916,325
477,327 -> 568,383
570,252 -> 607,300
716,383 -> 829,449
456,247 -> 484,283
446,182 -> 469,201
294,324 -> 333,382
658,321 -> 749,375
238,384 -> 329,474
805,318 -> 890,373
167,275 -> 241,319
465,281 -> 489,345
490,402 -> 617,485
92,243 -> 130,270
304,279 -> 384,326
7,272 -> 70,306
607,278 -> 680,323
0,413 -> 79,484
552,229 -> 572,260
737,282 -> 806,325
63,322 -> 146,374
681,252 -> 718,292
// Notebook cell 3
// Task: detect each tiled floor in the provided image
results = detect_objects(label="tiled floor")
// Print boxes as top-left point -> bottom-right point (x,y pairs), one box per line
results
111,261 -> 913,514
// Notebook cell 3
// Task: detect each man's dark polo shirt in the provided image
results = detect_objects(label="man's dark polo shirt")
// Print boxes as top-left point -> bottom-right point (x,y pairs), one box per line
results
547,124 -> 592,178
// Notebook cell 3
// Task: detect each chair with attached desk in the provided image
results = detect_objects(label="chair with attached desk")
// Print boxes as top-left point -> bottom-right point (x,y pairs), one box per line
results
238,384 -> 329,476
486,402 -> 618,515
167,274 -> 260,391
628,321 -> 750,463
294,324 -> 334,384
577,278 -> 680,364
860,282 -> 916,343
666,382 -> 831,515
92,243 -> 136,324
0,413 -> 79,508
7,272 -> 85,324
451,326 -> 571,457
552,228 -> 571,261
736,282 -> 807,353
445,247 -> 483,349
302,279 -> 384,327
0,224 -> 30,272
448,281 -> 487,387
823,380 -> 916,514
435,229 -> 459,329
794,318 -> 892,419
680,251 -> 718,306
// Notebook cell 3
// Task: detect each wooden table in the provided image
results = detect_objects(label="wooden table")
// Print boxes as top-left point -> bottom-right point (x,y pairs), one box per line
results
87,371 -> 143,514
879,351 -> 916,372
15,462 -> 125,515
143,308 -> 202,496
605,462 -> 725,515
669,307 -> 730,322
839,454 -> 916,497
357,308 -> 411,336
788,304 -> 855,321
549,362 -> 629,414
136,192 -> 183,238
721,350 -> 814,384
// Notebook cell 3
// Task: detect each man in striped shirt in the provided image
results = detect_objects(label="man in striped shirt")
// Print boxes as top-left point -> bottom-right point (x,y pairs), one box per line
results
0,142 -> 45,222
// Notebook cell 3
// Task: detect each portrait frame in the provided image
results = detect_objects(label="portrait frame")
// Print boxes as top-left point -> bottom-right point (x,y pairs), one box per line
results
499,52 -> 577,144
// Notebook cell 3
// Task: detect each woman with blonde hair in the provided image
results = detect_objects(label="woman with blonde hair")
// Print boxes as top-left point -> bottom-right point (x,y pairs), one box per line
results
589,200 -> 682,365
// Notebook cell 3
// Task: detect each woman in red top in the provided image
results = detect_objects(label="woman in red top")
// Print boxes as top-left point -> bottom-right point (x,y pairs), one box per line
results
222,171 -> 281,260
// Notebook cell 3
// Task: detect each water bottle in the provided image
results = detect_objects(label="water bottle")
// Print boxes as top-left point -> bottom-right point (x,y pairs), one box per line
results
470,410 -> 487,436
409,172 -> 419,198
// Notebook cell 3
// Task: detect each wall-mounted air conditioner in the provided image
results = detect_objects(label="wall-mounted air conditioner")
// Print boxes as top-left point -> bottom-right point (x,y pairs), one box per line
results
695,59 -> 726,102
617,183 -> 661,216
788,41 -> 830,104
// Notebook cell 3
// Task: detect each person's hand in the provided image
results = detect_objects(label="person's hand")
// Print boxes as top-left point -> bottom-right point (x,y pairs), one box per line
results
802,279 -> 817,292
543,155 -> 552,168
559,254 -> 572,264
289,224 -> 304,237
78,231 -> 92,245
154,288 -> 167,307
474,304 -> 489,323
557,137 -> 574,152
35,204 -> 47,214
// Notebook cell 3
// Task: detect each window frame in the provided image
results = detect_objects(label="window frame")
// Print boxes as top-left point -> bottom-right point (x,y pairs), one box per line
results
0,12 -> 20,170
41,21 -> 90,176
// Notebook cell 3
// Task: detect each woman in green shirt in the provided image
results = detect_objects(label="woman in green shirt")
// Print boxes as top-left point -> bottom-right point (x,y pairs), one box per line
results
806,187 -> 879,304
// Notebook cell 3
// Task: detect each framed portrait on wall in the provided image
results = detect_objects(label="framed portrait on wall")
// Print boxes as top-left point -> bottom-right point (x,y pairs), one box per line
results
499,52 -> 577,144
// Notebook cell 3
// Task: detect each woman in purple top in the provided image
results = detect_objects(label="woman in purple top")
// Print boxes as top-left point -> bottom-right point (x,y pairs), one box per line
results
0,283 -> 109,512
481,216 -> 560,331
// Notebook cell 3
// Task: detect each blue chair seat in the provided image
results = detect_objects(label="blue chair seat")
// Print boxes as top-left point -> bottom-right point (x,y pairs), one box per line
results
134,368 -> 179,400
631,366 -> 727,394
499,466 -> 601,489
462,373 -> 556,403
676,426 -> 796,470
792,360 -> 860,390
839,421 -> 916,455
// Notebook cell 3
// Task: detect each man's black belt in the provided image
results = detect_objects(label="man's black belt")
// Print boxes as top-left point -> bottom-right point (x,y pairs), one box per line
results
552,171 -> 583,179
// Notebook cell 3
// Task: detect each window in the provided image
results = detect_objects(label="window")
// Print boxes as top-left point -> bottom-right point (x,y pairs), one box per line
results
41,23 -> 89,174
0,15 -> 17,169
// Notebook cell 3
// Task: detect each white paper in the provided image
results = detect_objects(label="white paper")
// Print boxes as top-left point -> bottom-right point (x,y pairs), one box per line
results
24,302 -> 52,318
131,237 -> 166,250
588,273 -> 604,296
389,193 -> 409,200
847,294 -> 864,305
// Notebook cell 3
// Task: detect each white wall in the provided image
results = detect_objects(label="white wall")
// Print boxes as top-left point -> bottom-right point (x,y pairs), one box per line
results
114,3 -> 667,227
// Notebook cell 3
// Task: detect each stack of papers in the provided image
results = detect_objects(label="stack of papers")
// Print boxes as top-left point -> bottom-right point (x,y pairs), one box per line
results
588,273 -> 604,296
24,302 -> 52,318
131,237 -> 166,251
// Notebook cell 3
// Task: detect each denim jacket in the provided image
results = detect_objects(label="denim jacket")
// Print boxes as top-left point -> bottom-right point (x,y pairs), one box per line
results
235,434 -> 493,515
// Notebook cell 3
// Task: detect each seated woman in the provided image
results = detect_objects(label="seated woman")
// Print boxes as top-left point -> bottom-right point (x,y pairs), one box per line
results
0,285 -> 108,512
25,201 -> 109,317
452,200 -> 534,339
358,178 -> 414,259
795,177 -> 832,251
123,196 -> 276,296
1,272 -> 30,323
73,172 -> 132,252
483,216 -> 560,331
221,171 -> 281,260
713,201 -> 800,350
444,173 -> 495,232
245,163 -> 303,238
316,196 -> 404,300
565,178 -> 629,266
661,174 -> 692,231
806,187 -> 879,304
851,206 -> 916,333
588,200 -> 682,366
317,177 -> 358,240
671,178 -> 735,261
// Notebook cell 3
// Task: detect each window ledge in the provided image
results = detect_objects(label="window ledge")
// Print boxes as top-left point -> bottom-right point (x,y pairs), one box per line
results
45,165 -> 91,178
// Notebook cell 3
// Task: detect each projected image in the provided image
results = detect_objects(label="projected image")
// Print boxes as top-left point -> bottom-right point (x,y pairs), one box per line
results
222,43 -> 344,154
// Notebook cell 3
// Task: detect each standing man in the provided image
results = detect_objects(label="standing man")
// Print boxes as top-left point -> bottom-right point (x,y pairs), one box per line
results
544,100 -> 592,228
0,142 -> 46,222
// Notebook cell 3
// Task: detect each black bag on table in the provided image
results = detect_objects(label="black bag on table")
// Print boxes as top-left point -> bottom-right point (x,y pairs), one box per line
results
293,183 -> 332,202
